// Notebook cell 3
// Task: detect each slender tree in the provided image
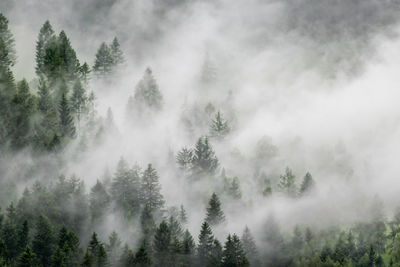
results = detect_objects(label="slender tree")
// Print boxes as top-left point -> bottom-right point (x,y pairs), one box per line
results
205,193 -> 225,226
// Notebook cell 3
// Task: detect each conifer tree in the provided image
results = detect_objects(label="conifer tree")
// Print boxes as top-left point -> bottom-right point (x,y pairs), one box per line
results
89,180 -> 110,222
191,136 -> 219,177
197,221 -> 214,266
32,215 -> 55,267
79,62 -> 90,84
140,204 -> 156,243
205,193 -> 225,226
36,20 -> 55,76
17,246 -> 37,267
70,79 -> 87,124
140,164 -> 165,213
153,220 -> 171,266
227,177 -> 242,199
168,216 -> 183,240
2,217 -> 18,262
93,42 -> 113,76
133,241 -> 151,267
58,30 -> 80,82
278,167 -> 297,197
11,79 -> 35,149
0,64 -> 15,146
110,37 -> 124,67
0,13 -> 16,66
17,220 -> 29,255
182,229 -> 195,266
107,231 -> 121,267
210,111 -> 229,139
241,226 -> 259,266
208,239 -> 223,266
134,68 -> 163,110
300,172 -> 315,196
179,205 -> 188,225
176,147 -> 193,172
59,93 -> 76,139
221,234 -> 249,267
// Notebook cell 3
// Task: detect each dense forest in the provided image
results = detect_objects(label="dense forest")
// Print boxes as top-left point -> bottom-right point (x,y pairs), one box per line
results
2,0 -> 400,266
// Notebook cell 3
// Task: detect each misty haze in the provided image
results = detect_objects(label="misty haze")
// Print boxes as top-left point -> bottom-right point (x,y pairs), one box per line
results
1,0 -> 400,266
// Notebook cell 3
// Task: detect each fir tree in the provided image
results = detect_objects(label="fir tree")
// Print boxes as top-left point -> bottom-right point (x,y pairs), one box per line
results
107,231 -> 121,267
17,220 -> 29,255
191,136 -> 219,177
208,239 -> 223,267
133,241 -> 151,267
57,30 -> 80,82
300,172 -> 315,196
227,177 -> 242,199
153,220 -> 171,266
179,205 -> 188,225
70,79 -> 87,124
79,62 -> 90,84
176,147 -> 193,172
241,226 -> 259,266
58,93 -> 76,139
197,221 -> 214,266
182,230 -> 195,266
205,193 -> 225,226
0,13 -> 16,66
36,20 -> 55,76
110,37 -> 124,67
89,180 -> 110,222
93,42 -> 113,76
17,246 -> 37,267
134,68 -> 163,110
221,234 -> 249,267
32,215 -> 54,267
210,111 -> 229,139
140,204 -> 156,243
141,164 -> 165,213
278,167 -> 297,197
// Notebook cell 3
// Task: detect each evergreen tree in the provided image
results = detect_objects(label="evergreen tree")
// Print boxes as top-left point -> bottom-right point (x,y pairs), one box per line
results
205,193 -> 225,226
17,220 -> 29,255
70,79 -> 87,124
107,231 -> 121,267
179,205 -> 188,225
0,13 -> 16,66
110,37 -> 124,67
176,147 -> 193,172
57,30 -> 80,82
89,180 -> 110,222
11,79 -> 36,149
17,246 -> 37,267
221,234 -> 249,267
2,217 -> 18,262
133,68 -> 163,110
110,159 -> 141,217
133,241 -> 151,267
241,226 -> 259,266
140,204 -> 156,244
140,164 -> 165,213
0,64 -> 15,146
93,42 -> 113,76
79,62 -> 90,84
191,136 -> 219,177
300,172 -> 315,196
197,221 -> 214,266
42,35 -> 62,83
208,239 -> 223,267
262,215 -> 286,266
182,230 -> 195,266
278,167 -> 297,197
210,111 -> 229,139
32,215 -> 55,267
227,177 -> 242,199
36,20 -> 55,76
153,220 -> 171,266
59,93 -> 76,139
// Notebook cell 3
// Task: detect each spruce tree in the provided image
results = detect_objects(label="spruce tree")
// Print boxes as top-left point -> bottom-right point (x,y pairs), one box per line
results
32,215 -> 55,267
58,93 -> 76,139
93,42 -> 113,76
79,62 -> 90,84
191,136 -> 219,177
134,68 -> 163,110
221,234 -> 249,267
89,180 -> 110,222
208,239 -> 223,267
140,164 -> 165,213
0,13 -> 16,66
36,20 -> 55,76
278,167 -> 297,197
17,220 -> 29,255
210,111 -> 229,139
0,64 -> 15,146
176,147 -> 193,172
197,221 -> 214,266
300,172 -> 315,196
70,79 -> 87,124
179,205 -> 188,225
17,246 -> 37,267
227,177 -> 242,199
110,37 -> 124,67
205,193 -> 225,226
58,30 -> 80,81
182,230 -> 195,266
241,226 -> 259,266
107,231 -> 121,267
133,241 -> 151,267
153,220 -> 171,266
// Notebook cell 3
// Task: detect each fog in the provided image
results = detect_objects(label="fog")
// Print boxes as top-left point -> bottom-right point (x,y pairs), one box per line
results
2,0 -> 400,251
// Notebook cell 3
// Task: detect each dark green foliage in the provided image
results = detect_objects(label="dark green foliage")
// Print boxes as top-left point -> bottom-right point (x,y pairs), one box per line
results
205,193 -> 225,226
17,246 -> 37,267
182,230 -> 195,266
0,13 -> 16,66
110,37 -> 124,67
197,221 -> 214,266
59,93 -> 76,139
191,136 -> 219,177
153,220 -> 171,266
140,204 -> 156,243
36,21 -> 55,76
133,241 -> 151,267
32,215 -> 55,267
17,220 -> 29,255
221,234 -> 249,267
133,68 -> 163,110
70,79 -> 87,123
208,239 -> 223,267
93,42 -> 113,76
